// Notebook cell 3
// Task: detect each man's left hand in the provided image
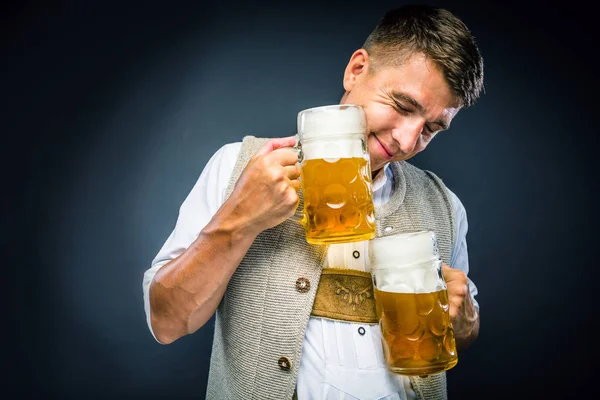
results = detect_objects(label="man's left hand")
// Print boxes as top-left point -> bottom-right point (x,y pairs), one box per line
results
441,263 -> 480,349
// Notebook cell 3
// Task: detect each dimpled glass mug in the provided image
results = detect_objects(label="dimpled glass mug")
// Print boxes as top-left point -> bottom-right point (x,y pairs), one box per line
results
293,104 -> 376,244
369,231 -> 458,376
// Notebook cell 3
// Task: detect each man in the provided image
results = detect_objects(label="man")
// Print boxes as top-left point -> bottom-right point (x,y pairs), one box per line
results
143,5 -> 483,399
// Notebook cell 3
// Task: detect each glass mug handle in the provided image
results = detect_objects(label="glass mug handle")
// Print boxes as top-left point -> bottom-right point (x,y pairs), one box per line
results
288,134 -> 305,225
289,206 -> 305,224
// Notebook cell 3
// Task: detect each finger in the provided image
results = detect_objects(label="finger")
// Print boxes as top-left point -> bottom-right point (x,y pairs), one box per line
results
254,136 -> 297,157
269,147 -> 300,166
289,179 -> 301,192
284,164 -> 301,180
443,267 -> 468,288
441,264 -> 454,278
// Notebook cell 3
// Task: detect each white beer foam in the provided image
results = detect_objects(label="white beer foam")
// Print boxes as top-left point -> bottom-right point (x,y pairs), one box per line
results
376,263 -> 441,293
298,104 -> 366,138
369,231 -> 439,267
298,104 -> 367,161
370,231 -> 442,293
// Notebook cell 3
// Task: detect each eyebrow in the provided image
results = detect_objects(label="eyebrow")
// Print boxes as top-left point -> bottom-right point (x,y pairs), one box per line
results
391,92 -> 449,130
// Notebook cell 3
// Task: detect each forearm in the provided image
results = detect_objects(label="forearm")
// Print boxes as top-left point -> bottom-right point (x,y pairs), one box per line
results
149,205 -> 259,344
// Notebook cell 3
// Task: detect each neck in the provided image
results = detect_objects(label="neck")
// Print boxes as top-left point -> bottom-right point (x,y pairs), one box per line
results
371,166 -> 382,179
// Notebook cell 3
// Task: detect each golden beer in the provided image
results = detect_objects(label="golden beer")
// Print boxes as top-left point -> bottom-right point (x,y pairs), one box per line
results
301,157 -> 376,244
374,288 -> 458,376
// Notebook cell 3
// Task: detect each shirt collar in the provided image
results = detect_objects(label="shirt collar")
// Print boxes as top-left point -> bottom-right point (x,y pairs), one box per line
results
372,163 -> 392,192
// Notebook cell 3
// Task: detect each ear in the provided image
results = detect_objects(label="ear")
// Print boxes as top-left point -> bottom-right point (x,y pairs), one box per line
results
343,49 -> 370,92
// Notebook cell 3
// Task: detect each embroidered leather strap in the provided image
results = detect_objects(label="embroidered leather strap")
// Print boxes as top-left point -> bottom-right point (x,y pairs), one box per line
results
310,268 -> 378,323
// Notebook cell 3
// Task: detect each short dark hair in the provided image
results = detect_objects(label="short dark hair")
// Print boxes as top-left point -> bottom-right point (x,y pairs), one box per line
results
363,5 -> 484,107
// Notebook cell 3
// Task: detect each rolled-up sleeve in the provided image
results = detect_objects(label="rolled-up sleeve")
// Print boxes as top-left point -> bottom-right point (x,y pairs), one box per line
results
142,142 -> 241,342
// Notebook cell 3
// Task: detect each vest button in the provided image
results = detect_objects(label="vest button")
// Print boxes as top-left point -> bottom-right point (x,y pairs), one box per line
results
278,356 -> 292,371
296,277 -> 310,293
352,250 -> 360,259
358,326 -> 366,335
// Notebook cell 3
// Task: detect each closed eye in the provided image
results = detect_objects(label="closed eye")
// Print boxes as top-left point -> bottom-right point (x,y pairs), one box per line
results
393,100 -> 444,135
393,102 -> 411,114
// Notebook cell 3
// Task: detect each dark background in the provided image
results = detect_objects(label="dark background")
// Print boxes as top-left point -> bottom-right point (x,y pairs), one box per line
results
2,0 -> 597,398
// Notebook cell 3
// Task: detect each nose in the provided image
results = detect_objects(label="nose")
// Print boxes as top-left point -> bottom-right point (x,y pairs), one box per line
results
391,119 -> 424,154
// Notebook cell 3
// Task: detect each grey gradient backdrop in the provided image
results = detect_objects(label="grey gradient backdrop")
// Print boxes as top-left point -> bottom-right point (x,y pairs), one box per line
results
2,0 -> 597,398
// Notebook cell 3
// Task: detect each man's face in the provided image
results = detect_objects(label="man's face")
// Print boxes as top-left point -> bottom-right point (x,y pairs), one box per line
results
341,52 -> 461,174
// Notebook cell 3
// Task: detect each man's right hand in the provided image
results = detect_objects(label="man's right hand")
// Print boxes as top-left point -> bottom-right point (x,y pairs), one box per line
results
219,136 -> 301,236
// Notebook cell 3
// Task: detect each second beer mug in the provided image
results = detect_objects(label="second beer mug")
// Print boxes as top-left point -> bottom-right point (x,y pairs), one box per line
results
294,104 -> 376,244
369,231 -> 458,376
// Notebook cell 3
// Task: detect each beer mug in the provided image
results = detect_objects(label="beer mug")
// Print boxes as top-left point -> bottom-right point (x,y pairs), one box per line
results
293,104 -> 376,244
369,231 -> 458,376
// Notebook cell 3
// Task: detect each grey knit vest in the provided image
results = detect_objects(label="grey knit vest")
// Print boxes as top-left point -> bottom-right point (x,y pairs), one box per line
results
206,136 -> 455,400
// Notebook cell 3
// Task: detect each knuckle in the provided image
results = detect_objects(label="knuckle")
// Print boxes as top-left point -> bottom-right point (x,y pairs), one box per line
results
454,285 -> 468,298
448,284 -> 467,298
272,181 -> 284,195
268,169 -> 284,183
285,189 -> 299,205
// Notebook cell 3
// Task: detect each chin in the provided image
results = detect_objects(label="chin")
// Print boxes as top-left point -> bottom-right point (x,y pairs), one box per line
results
370,161 -> 386,173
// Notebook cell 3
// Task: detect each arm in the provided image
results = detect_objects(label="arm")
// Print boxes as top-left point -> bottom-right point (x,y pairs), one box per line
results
443,190 -> 480,350
149,137 -> 300,344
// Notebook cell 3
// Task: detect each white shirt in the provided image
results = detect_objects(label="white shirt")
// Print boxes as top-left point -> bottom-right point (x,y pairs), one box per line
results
142,142 -> 479,400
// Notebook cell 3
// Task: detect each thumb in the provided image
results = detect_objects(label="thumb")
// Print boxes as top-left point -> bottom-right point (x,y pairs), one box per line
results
254,136 -> 297,157
441,263 -> 455,280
